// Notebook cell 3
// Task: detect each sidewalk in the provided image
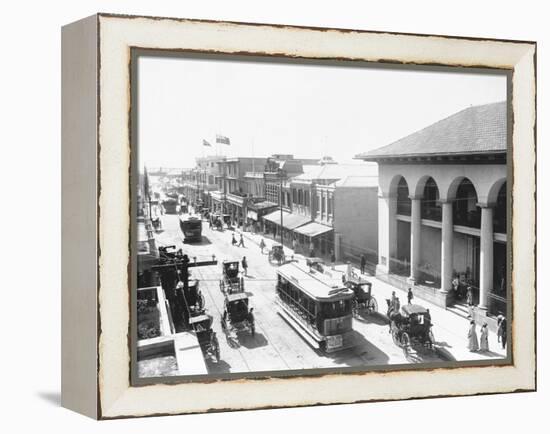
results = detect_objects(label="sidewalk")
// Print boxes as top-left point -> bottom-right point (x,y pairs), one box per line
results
235,227 -> 507,363
332,263 -> 507,362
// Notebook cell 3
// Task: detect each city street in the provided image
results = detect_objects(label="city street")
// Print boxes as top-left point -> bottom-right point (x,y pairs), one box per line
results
155,213 -> 446,375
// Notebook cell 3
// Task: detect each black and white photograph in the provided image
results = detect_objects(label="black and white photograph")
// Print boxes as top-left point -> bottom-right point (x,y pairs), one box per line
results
134,53 -> 510,380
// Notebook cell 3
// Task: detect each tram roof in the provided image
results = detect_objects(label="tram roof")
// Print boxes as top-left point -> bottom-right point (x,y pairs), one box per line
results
277,263 -> 354,301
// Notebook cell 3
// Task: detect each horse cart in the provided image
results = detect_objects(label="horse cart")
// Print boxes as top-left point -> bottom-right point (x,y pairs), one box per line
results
345,277 -> 378,317
268,243 -> 286,265
387,303 -> 435,354
219,261 -> 244,294
220,292 -> 255,341
182,279 -> 206,319
189,314 -> 220,363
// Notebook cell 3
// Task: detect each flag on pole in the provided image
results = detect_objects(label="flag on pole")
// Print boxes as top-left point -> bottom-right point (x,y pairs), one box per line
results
216,134 -> 231,145
202,139 -> 212,147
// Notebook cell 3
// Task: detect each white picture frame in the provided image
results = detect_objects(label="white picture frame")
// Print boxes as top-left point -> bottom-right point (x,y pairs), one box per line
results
61,13 -> 536,419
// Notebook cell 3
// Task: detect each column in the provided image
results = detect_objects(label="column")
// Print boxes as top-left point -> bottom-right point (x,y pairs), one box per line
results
334,233 -> 342,262
376,194 -> 396,276
479,205 -> 494,310
440,201 -> 454,292
408,197 -> 421,284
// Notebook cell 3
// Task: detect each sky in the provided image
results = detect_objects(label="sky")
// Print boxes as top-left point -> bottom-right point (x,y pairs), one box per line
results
137,55 -> 507,169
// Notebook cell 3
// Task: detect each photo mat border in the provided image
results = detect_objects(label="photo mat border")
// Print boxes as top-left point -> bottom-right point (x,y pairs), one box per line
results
129,49 -> 514,387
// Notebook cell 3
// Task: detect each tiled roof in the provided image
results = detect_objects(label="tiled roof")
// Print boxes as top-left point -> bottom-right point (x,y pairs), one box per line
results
355,101 -> 507,160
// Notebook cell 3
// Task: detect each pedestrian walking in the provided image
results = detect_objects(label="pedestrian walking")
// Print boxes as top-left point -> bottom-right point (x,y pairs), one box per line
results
407,287 -> 413,304
346,261 -> 353,282
259,238 -> 266,254
231,233 -> 237,246
309,241 -> 315,258
479,322 -> 489,352
466,286 -> 474,306
497,314 -> 507,350
292,238 -> 297,253
330,249 -> 336,264
360,254 -> 366,275
467,320 -> 479,352
238,233 -> 245,247
242,256 -> 248,276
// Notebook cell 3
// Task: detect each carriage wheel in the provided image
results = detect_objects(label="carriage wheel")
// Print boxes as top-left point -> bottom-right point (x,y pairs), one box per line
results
401,332 -> 411,349
352,300 -> 359,318
368,297 -> 378,314
391,327 -> 401,346
428,330 -> 435,349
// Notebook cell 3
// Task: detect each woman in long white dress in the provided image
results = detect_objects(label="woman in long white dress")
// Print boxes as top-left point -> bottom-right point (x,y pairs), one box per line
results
479,322 -> 489,352
467,320 -> 479,352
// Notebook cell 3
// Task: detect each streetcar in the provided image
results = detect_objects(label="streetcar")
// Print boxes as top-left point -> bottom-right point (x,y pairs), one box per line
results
179,215 -> 202,243
162,197 -> 179,214
275,262 -> 357,353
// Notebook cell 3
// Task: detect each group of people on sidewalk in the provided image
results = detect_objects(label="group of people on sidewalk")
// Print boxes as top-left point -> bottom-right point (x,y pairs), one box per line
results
467,314 -> 507,353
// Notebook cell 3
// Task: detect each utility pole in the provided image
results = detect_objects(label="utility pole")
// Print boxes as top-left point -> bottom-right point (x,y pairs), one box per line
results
279,168 -> 286,247
222,158 -> 227,215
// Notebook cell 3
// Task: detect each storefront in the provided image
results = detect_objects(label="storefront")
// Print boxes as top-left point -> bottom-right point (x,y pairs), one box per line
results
246,201 -> 277,233
293,221 -> 333,257
262,210 -> 310,247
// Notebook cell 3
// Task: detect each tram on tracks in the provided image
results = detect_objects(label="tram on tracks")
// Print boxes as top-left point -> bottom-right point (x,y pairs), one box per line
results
275,262 -> 357,353
179,215 -> 203,243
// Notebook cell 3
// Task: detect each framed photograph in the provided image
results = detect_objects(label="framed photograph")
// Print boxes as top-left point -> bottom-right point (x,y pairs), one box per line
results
61,13 -> 536,419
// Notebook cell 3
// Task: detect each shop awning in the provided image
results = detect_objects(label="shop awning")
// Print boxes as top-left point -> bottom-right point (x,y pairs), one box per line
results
293,222 -> 333,238
263,210 -> 310,230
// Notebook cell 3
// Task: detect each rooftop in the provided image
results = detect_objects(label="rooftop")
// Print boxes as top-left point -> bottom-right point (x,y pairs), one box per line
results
277,263 -> 354,301
355,101 -> 507,161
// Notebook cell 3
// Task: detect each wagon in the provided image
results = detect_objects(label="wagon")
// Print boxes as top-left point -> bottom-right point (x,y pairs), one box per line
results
189,314 -> 220,363
219,260 -> 243,294
220,292 -> 255,340
388,303 -> 435,354
345,277 -> 378,317
268,243 -> 286,265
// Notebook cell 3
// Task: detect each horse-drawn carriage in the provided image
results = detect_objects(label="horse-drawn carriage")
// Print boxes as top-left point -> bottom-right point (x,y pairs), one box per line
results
268,243 -> 286,265
345,277 -> 378,317
219,261 -> 244,294
189,313 -> 220,363
211,213 -> 231,231
386,302 -> 435,353
182,279 -> 206,319
220,292 -> 255,339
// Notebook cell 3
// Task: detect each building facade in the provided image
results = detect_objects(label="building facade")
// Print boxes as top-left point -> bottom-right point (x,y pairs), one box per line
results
356,101 -> 507,321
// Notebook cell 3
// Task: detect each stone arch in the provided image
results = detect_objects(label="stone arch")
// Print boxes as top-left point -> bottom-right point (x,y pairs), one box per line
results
420,176 -> 441,221
412,174 -> 437,199
452,177 -> 480,228
392,175 -> 411,216
492,181 -> 507,234
446,175 -> 480,202
486,177 -> 507,206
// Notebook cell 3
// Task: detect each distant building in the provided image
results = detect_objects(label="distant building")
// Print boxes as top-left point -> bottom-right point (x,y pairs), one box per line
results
356,101 -> 507,321
268,163 -> 378,262
211,157 -> 268,226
